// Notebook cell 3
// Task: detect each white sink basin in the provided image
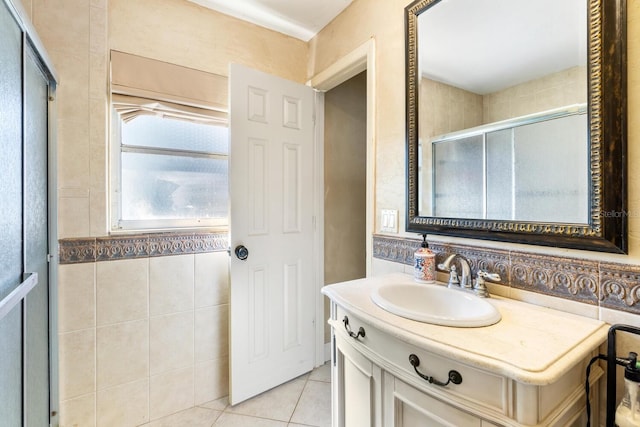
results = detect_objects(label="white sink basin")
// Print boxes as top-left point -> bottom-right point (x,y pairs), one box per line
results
371,283 -> 501,327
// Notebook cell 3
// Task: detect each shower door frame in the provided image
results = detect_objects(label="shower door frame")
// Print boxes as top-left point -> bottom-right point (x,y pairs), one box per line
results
0,0 -> 59,425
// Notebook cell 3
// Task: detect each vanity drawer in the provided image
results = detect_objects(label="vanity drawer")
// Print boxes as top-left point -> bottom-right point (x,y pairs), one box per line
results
334,306 -> 508,417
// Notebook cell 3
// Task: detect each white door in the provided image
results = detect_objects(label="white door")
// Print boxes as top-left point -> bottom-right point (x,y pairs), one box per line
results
229,63 -> 316,404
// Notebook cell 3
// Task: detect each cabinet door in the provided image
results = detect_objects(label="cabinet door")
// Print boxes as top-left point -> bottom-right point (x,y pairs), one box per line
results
334,334 -> 378,427
383,375 -> 482,427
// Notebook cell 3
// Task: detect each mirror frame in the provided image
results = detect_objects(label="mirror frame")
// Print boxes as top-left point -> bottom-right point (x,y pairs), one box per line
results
405,0 -> 628,253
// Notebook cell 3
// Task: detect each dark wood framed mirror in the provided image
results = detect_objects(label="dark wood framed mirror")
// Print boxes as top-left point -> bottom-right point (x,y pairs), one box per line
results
405,0 -> 628,253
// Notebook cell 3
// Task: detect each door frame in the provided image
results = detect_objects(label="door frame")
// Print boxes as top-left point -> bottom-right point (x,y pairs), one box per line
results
308,38 -> 376,365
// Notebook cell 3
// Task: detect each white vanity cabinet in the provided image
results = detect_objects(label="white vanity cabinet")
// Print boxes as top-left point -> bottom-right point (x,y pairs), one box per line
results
384,372 -> 492,427
323,274 -> 609,427
333,332 -> 379,427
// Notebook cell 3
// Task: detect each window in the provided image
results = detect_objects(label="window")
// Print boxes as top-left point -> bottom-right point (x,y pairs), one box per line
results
111,111 -> 229,231
109,51 -> 229,232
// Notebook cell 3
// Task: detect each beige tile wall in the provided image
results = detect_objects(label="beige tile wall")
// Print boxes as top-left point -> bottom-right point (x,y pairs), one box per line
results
420,78 -> 483,141
57,252 -> 229,426
419,66 -> 587,141
29,0 -> 105,238
483,65 -> 588,123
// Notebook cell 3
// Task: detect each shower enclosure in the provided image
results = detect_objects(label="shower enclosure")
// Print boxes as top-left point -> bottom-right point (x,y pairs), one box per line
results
0,0 -> 58,425
425,105 -> 588,224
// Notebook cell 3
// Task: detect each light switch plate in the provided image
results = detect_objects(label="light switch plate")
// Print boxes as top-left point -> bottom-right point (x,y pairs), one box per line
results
381,209 -> 398,233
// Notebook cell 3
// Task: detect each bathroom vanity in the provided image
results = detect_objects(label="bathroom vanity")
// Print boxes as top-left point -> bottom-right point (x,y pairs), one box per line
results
322,273 -> 609,427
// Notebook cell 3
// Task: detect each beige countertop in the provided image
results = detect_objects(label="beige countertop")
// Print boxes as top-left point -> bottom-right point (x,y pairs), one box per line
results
322,273 -> 609,385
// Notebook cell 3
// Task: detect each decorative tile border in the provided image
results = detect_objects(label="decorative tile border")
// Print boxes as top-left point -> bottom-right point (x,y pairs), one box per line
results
372,234 -> 640,314
96,235 -> 150,261
600,262 -> 640,313
510,252 -> 599,305
372,236 -> 510,279
59,238 -> 97,264
371,235 -> 421,265
59,231 -> 229,264
429,241 -> 511,282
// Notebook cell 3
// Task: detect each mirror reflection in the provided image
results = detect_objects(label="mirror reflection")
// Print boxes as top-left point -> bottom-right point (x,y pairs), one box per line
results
417,0 -> 588,223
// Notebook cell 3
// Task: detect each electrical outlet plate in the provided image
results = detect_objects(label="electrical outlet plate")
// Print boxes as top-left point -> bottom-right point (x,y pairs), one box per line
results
381,209 -> 398,233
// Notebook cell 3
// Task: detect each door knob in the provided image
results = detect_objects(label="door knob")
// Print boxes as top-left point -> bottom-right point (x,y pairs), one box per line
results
235,245 -> 249,260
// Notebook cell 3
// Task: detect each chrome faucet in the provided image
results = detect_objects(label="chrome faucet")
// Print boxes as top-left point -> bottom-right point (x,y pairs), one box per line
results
439,254 -> 472,289
438,254 -> 501,297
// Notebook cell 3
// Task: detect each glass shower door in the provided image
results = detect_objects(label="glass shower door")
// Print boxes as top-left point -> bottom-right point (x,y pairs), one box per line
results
24,47 -> 53,427
0,1 -> 55,425
0,2 -> 27,424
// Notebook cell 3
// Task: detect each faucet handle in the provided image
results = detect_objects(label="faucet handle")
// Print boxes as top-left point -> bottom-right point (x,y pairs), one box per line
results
438,261 -> 460,288
446,265 -> 459,288
473,270 -> 501,297
477,270 -> 501,282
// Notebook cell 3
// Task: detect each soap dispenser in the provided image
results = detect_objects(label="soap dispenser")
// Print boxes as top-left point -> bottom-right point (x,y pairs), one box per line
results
414,234 -> 435,284
616,352 -> 640,427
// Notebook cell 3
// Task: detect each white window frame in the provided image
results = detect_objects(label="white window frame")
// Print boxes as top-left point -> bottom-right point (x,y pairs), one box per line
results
109,108 -> 229,233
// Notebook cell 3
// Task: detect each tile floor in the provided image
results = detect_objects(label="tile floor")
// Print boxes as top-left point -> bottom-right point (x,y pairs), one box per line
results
139,363 -> 332,427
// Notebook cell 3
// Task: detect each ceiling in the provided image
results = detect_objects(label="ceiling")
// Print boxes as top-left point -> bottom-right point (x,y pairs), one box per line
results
419,0 -> 587,94
186,0 -> 586,94
187,0 -> 354,41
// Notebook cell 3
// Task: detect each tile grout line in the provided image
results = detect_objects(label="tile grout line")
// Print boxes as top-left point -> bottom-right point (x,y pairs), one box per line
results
171,367 -> 329,426
146,256 -> 151,424
288,370 -> 313,426
191,254 -> 196,414
93,262 -> 98,426
152,368 -> 329,426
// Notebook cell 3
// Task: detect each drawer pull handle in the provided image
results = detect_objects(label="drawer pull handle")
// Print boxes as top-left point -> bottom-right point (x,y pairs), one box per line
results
343,316 -> 365,340
409,354 -> 463,387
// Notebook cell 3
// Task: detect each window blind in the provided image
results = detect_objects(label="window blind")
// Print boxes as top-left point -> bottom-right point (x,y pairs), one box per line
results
110,50 -> 228,123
